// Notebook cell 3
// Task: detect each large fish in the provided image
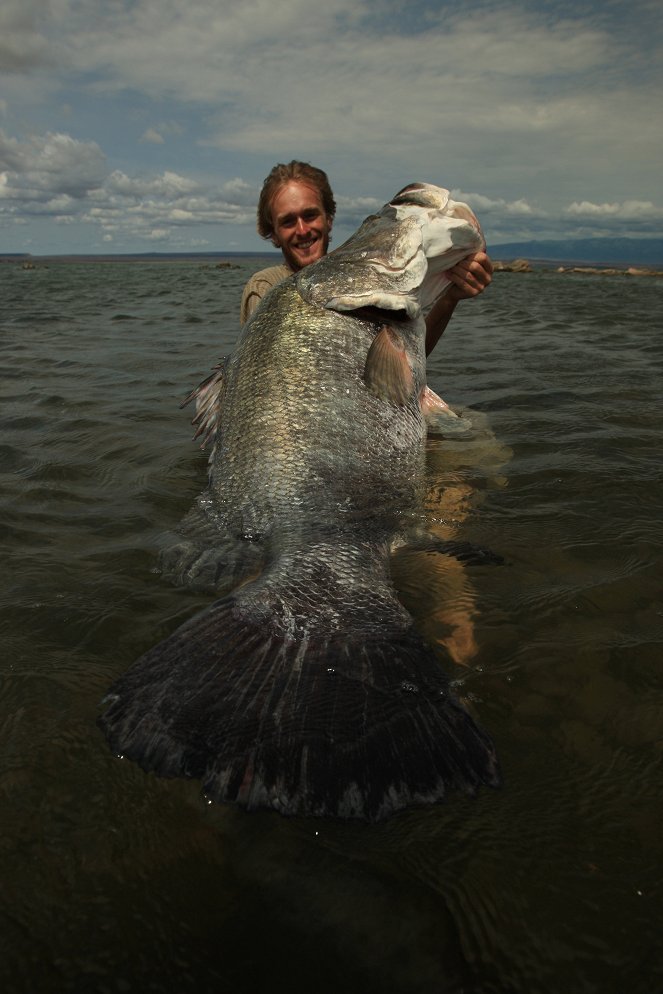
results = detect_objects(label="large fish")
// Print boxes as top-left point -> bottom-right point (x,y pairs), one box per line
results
98,183 -> 501,821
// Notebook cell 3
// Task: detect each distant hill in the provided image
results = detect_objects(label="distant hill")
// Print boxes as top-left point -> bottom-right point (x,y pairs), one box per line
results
489,237 -> 663,266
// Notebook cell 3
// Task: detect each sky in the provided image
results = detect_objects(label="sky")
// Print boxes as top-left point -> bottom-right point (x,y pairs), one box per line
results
1,0 -> 662,255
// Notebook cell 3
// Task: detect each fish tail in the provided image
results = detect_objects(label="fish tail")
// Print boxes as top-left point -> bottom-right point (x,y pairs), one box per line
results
98,595 -> 500,821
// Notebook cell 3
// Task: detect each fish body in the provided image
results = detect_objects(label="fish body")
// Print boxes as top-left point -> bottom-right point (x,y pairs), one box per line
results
98,183 -> 501,821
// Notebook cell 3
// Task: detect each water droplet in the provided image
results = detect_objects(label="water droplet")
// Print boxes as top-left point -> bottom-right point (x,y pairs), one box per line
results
326,666 -> 336,675
400,680 -> 419,694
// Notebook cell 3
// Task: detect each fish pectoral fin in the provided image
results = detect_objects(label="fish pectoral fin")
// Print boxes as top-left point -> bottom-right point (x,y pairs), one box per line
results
180,358 -> 227,450
419,386 -> 476,437
419,384 -> 456,418
364,326 -> 414,406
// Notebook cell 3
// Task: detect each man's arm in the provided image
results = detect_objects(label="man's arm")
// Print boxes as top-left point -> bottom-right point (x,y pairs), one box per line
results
425,251 -> 494,356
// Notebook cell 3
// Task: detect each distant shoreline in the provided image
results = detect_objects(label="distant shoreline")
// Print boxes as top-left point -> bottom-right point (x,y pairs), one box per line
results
0,251 -> 279,263
3,255 -> 662,277
0,245 -> 663,276
493,259 -> 663,277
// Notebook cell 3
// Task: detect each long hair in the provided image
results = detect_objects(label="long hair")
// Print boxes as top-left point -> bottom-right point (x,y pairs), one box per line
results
257,161 -> 336,242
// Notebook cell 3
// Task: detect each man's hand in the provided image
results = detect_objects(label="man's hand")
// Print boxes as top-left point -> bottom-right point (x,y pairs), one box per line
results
445,251 -> 494,303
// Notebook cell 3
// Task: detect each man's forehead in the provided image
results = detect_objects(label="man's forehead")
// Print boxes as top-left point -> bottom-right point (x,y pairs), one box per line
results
272,182 -> 324,219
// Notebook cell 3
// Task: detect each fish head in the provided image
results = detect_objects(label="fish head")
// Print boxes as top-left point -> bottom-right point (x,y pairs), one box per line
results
296,182 -> 485,321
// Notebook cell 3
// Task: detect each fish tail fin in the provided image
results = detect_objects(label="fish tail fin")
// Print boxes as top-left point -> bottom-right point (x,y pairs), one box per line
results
98,595 -> 500,821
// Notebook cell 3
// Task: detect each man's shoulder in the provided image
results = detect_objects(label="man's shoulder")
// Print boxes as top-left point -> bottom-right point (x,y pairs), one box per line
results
240,263 -> 293,323
245,263 -> 292,292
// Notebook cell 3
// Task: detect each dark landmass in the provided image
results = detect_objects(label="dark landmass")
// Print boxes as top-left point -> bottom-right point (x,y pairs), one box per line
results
489,237 -> 663,267
493,258 -> 662,277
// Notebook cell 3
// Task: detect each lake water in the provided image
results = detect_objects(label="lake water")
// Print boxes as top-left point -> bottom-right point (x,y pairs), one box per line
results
1,259 -> 662,993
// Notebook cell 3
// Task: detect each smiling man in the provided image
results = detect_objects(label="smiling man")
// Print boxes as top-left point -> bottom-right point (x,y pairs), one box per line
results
239,160 -> 492,355
240,161 -> 335,324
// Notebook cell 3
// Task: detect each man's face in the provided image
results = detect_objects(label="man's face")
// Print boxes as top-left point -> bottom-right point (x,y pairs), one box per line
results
270,181 -> 332,271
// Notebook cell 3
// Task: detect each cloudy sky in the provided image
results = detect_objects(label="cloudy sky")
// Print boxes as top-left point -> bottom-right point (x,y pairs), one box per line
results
1,0 -> 661,254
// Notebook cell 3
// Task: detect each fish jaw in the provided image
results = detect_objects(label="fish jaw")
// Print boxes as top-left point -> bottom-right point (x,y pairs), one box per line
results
295,183 -> 484,320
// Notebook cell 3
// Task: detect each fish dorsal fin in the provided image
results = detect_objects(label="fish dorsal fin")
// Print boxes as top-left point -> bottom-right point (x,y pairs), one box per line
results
364,326 -> 414,406
181,358 -> 227,451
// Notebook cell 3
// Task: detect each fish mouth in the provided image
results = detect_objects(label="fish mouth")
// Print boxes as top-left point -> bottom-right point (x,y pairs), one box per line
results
350,304 -> 411,325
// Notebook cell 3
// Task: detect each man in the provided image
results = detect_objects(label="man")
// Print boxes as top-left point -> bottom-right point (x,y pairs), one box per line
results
240,160 -> 493,355
239,162 -> 494,667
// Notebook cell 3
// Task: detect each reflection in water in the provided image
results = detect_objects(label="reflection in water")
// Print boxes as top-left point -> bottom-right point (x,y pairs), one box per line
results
392,410 -> 512,667
1,262 -> 662,992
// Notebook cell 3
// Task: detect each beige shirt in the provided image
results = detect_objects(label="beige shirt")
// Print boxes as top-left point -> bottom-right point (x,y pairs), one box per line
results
240,263 -> 293,324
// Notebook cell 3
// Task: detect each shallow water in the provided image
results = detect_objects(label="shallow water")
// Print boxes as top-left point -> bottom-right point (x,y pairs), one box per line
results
1,260 -> 662,993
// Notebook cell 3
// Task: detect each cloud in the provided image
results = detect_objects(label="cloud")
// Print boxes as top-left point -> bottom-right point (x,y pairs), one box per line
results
566,200 -> 663,220
1,1 -> 661,250
452,192 -> 544,217
0,130 -> 106,201
0,128 -> 261,244
139,121 -> 185,144
0,1 -> 55,71
1,123 -> 662,248
140,128 -> 165,145
559,198 -> 663,236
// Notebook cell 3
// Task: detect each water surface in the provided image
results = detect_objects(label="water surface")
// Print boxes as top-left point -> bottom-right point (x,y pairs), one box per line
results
1,260 -> 662,993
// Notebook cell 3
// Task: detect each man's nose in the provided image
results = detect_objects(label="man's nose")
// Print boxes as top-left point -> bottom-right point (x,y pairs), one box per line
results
295,217 -> 309,235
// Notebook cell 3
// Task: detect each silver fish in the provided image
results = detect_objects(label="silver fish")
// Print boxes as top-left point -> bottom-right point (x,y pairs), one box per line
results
98,183 -> 501,821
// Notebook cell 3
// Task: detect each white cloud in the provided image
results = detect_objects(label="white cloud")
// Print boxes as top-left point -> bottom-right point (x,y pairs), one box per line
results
139,121 -> 184,144
566,200 -> 663,220
0,130 -> 106,198
452,192 -> 544,217
140,128 -> 165,145
0,127 -> 260,242
104,170 -> 200,199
